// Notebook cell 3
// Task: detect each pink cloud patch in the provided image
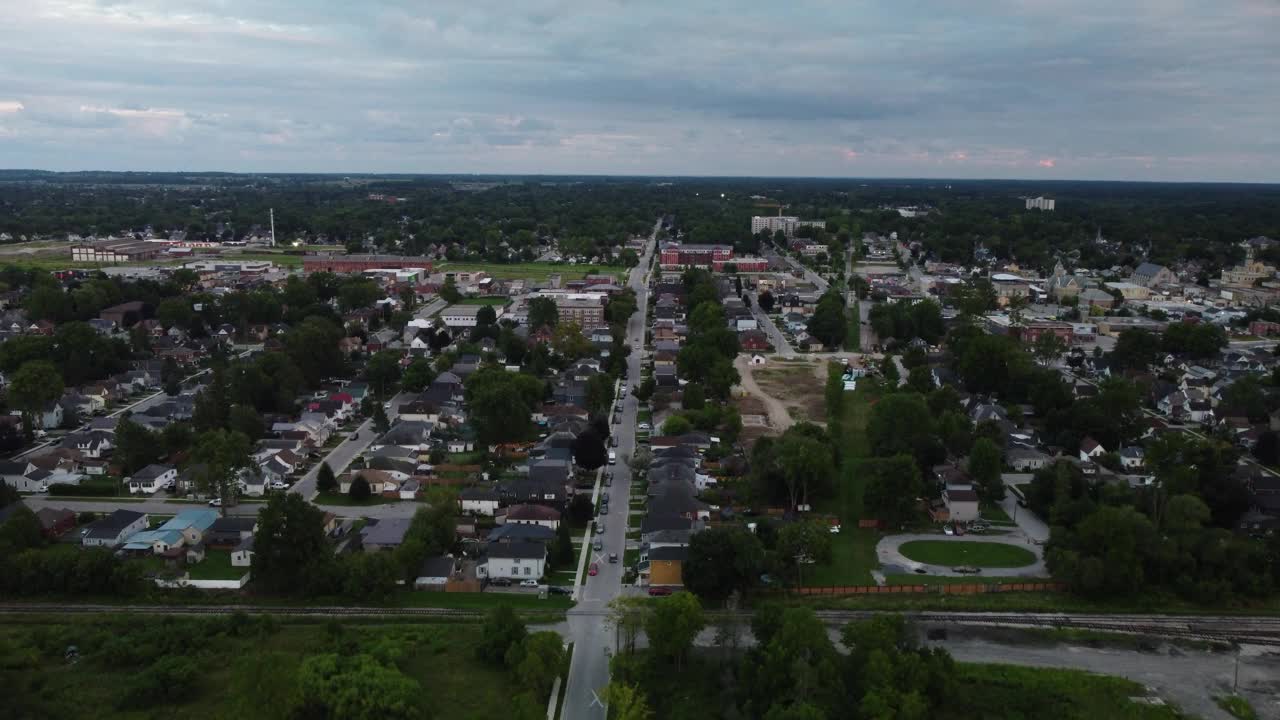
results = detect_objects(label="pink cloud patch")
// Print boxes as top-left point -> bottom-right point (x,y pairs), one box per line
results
843,148 -> 858,161
1038,158 -> 1056,168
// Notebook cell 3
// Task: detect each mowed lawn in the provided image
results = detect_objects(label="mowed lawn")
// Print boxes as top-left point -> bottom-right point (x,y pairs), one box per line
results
899,540 -> 1038,568
807,377 -> 881,586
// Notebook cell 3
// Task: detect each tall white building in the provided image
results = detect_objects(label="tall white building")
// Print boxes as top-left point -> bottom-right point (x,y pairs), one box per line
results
751,216 -> 826,238
1025,196 -> 1056,211
752,215 -> 799,236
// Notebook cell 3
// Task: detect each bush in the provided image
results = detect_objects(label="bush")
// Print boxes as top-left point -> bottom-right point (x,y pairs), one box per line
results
49,482 -> 116,497
117,656 -> 200,708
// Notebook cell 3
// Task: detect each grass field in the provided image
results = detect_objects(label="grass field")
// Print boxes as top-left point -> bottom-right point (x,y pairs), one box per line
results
980,501 -> 1014,523
0,617 -> 522,720
898,540 -> 1038,568
436,261 -> 623,281
454,297 -> 511,306
804,379 -> 883,586
187,550 -> 247,581
843,300 -> 861,351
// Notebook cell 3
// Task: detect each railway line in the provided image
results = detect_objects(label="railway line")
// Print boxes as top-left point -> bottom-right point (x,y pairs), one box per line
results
5,602 -> 1279,646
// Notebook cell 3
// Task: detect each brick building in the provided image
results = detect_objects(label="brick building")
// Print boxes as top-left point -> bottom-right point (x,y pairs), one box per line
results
302,254 -> 433,274
659,243 -> 732,270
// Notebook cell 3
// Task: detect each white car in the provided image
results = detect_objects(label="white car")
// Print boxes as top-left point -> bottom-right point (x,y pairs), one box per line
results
270,481 -> 288,490
637,422 -> 651,431
519,579 -> 540,588
208,497 -> 223,507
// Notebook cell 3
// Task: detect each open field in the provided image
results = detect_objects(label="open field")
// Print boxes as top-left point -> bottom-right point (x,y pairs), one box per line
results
0,616 -> 522,720
436,261 -> 623,281
749,360 -> 829,424
898,540 -> 1038,568
453,297 -> 510,306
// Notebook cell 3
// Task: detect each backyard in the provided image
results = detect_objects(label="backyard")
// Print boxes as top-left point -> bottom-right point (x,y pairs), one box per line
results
187,550 -> 246,581
898,540 -> 1038,568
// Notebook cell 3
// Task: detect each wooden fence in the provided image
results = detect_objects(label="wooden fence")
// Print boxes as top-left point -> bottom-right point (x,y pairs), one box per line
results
794,581 -> 1066,596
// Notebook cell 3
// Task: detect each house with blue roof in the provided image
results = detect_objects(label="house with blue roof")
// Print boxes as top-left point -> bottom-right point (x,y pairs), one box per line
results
122,509 -> 219,554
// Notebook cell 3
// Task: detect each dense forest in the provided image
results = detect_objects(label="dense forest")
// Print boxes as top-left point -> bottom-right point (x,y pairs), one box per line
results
2,172 -> 1277,272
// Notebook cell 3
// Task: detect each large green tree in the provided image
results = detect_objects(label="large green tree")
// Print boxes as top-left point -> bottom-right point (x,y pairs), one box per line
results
464,366 -> 544,444
252,493 -> 334,595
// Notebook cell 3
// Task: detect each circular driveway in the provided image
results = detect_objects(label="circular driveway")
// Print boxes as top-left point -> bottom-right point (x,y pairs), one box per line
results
876,532 -> 1049,578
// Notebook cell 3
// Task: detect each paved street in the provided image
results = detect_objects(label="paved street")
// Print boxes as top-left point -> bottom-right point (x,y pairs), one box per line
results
288,390 -> 413,501
750,293 -> 795,355
560,221 -> 657,720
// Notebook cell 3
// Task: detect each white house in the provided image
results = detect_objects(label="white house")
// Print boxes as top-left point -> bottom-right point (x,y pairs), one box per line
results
1079,437 -> 1106,462
231,536 -> 255,567
128,464 -> 177,494
1119,446 -> 1146,469
943,485 -> 980,523
504,504 -> 561,530
483,542 -> 547,580
82,509 -> 149,548
459,487 -> 501,516
1007,447 -> 1050,472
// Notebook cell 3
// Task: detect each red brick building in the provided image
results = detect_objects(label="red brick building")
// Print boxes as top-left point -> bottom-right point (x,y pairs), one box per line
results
302,254 -> 433,274
1019,321 -> 1075,345
659,243 -> 733,270
1249,320 -> 1280,336
714,257 -> 768,273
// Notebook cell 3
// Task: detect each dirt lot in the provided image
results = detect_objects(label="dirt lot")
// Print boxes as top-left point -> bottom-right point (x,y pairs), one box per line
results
745,359 -> 829,425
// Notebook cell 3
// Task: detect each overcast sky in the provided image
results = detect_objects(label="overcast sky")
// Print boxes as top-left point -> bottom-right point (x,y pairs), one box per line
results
1,1 -> 1277,181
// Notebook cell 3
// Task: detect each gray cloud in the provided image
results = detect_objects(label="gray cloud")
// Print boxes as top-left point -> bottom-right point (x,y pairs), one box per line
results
0,0 -> 1276,180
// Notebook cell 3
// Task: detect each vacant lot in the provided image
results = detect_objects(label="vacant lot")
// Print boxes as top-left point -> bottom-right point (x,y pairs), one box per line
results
1,617 -> 518,720
899,540 -> 1038,568
739,358 -> 828,426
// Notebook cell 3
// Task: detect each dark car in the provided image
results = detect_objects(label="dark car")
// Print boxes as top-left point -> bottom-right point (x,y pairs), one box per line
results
548,585 -> 573,595
489,577 -> 512,587
648,586 -> 673,597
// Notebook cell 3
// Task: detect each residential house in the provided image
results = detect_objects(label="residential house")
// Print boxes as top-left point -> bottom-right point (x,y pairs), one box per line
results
128,464 -> 177,494
459,487 -> 501,516
484,541 -> 547,580
1079,437 -> 1106,462
82,509 -> 149,548
205,516 -> 258,549
943,485 -> 980,523
646,545 -> 687,587
503,503 -> 561,530
414,556 -> 458,590
231,536 -> 255,567
1119,446 -> 1146,469
1006,447 -> 1050,472
360,517 -> 414,551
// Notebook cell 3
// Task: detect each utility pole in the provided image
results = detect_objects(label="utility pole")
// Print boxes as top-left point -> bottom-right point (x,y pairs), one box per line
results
269,208 -> 276,248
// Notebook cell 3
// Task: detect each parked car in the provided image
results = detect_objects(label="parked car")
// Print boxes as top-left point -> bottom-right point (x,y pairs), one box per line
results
637,422 -> 651,431
208,497 -> 222,507
648,586 -> 673,597
588,563 -> 599,576
270,481 -> 288,490
608,553 -> 619,564
519,579 -> 540,588
489,577 -> 512,587
608,451 -> 617,465
603,492 -> 610,504
610,436 -> 619,448
593,539 -> 603,551
548,585 -> 573,595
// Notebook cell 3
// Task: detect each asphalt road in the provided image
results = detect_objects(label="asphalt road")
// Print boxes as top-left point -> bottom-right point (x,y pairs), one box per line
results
561,220 -> 657,720
750,294 -> 795,355
288,390 -> 413,502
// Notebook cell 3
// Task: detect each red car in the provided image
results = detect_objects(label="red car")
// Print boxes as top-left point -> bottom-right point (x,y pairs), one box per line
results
588,563 -> 599,576
648,586 -> 673,597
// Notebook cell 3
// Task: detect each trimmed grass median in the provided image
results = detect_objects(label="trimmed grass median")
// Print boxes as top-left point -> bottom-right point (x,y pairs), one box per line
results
899,540 -> 1037,568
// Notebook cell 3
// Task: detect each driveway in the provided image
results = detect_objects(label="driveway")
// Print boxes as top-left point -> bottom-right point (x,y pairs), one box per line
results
876,533 -> 1048,578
